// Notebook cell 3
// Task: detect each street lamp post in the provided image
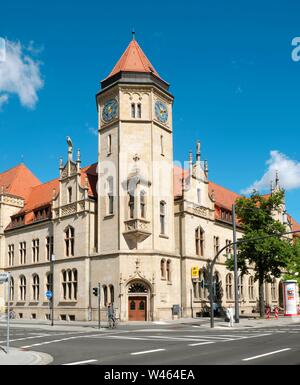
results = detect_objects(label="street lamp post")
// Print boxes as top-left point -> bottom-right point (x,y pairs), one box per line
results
50,254 -> 55,326
232,204 -> 239,323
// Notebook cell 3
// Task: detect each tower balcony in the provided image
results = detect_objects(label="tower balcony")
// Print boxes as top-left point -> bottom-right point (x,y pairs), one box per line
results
123,218 -> 151,243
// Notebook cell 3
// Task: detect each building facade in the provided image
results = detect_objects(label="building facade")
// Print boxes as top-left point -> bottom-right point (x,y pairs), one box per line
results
0,37 -> 299,321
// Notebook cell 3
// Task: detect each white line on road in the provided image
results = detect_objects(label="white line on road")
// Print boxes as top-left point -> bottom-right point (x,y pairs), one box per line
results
63,359 -> 98,365
242,348 -> 291,361
189,341 -> 216,347
131,349 -> 166,355
106,336 -> 153,341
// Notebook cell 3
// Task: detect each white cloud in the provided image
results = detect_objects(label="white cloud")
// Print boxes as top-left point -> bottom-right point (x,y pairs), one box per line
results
0,94 -> 8,108
87,126 -> 98,136
0,39 -> 43,109
242,150 -> 300,194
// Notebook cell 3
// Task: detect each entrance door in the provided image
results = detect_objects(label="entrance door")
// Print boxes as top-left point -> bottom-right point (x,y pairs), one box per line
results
128,297 -> 147,321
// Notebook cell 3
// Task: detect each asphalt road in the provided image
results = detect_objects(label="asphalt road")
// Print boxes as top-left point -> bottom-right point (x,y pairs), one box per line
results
0,323 -> 299,365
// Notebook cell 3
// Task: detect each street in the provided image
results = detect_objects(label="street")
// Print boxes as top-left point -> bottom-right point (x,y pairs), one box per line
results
0,321 -> 299,365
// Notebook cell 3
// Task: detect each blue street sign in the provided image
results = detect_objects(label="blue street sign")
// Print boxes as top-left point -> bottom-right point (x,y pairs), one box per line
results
45,291 -> 53,300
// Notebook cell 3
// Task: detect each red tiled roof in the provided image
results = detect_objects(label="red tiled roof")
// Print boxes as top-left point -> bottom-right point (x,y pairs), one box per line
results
105,38 -> 161,81
7,163 -> 98,228
288,214 -> 300,237
208,181 -> 241,210
0,164 -> 40,200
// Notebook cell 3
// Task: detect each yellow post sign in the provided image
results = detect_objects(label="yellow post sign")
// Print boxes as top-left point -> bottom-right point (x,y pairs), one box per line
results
191,267 -> 199,279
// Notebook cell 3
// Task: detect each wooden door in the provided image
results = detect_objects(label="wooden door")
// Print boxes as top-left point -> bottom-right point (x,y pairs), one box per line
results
128,297 -> 147,321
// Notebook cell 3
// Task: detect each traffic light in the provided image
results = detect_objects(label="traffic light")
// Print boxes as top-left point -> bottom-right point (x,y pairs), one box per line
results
92,287 -> 98,296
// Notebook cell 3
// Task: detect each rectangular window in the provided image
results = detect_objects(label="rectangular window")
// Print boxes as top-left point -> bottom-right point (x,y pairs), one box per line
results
197,188 -> 201,204
107,134 -> 112,155
160,202 -> 166,235
46,236 -> 54,261
137,103 -> 141,118
32,239 -> 39,263
107,178 -> 114,215
131,103 -> 136,118
19,242 -> 26,264
129,194 -> 135,219
8,244 -> 14,266
68,187 -> 72,204
160,135 -> 164,155
214,236 -> 219,257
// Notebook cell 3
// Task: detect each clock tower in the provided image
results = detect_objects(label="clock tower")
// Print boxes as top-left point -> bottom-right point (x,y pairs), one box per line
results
95,35 -> 178,321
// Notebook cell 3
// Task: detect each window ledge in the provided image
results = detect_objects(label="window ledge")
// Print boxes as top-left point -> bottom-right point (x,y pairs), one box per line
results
159,234 -> 169,239
106,152 -> 111,157
167,281 -> 172,285
104,214 -> 114,220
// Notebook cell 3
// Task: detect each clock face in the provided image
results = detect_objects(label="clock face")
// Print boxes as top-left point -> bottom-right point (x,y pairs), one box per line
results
102,99 -> 118,122
155,100 -> 168,123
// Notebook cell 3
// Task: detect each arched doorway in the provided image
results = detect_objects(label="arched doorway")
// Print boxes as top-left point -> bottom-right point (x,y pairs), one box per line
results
127,281 -> 149,321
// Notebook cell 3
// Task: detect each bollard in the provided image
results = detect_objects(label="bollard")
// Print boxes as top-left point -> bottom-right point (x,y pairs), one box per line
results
266,305 -> 270,320
274,306 -> 279,320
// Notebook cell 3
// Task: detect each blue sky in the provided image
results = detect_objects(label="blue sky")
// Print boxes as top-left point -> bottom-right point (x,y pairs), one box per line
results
1,0 -> 300,222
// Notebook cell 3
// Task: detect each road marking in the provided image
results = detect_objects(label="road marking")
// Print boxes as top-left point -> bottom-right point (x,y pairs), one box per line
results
189,341 -> 216,346
183,335 -> 235,340
131,349 -> 165,355
242,348 -> 291,361
106,336 -> 153,341
63,359 -> 98,365
146,336 -> 210,342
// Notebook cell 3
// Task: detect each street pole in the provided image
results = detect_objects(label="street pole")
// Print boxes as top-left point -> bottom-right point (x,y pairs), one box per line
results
190,288 -> 193,318
98,282 -> 101,329
50,254 -> 55,326
232,205 -> 239,323
6,273 -> 10,353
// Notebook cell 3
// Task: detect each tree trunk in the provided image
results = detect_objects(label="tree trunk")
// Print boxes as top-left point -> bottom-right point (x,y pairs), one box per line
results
258,277 -> 265,318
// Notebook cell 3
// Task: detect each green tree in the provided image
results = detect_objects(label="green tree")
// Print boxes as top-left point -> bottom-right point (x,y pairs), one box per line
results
226,190 -> 294,317
283,238 -> 300,287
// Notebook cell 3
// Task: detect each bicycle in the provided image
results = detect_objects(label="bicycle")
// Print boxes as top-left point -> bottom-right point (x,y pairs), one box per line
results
108,315 -> 118,329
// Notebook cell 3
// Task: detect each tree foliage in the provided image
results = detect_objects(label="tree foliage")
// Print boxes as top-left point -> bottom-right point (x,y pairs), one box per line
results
226,190 -> 294,316
283,238 -> 300,286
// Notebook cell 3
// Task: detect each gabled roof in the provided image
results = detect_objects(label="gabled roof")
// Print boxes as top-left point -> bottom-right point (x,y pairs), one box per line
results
0,164 -> 40,200
208,181 -> 241,210
7,163 -> 98,228
105,38 -> 161,81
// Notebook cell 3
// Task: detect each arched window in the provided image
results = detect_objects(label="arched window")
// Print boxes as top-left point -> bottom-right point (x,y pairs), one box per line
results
166,260 -> 171,282
195,227 -> 204,257
68,187 -> 72,203
160,201 -> 166,235
32,274 -> 40,301
65,227 -> 75,257
238,275 -> 244,299
107,177 -> 114,215
131,103 -> 136,118
140,190 -> 146,219
19,275 -> 26,301
248,276 -> 254,300
103,285 -> 108,307
128,282 -> 148,293
46,272 -> 53,292
137,103 -> 141,118
10,277 -> 14,301
226,273 -> 233,300
271,278 -> 277,300
109,285 -> 114,304
62,269 -> 77,301
160,259 -> 166,279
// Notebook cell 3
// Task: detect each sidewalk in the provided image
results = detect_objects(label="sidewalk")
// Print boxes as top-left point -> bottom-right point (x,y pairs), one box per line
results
0,348 -> 53,365
0,315 -> 299,332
